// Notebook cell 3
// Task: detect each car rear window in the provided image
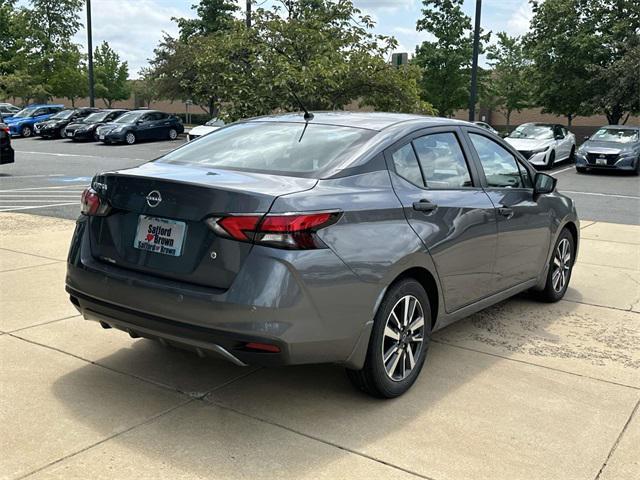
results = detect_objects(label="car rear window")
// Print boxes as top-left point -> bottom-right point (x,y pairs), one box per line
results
158,121 -> 376,177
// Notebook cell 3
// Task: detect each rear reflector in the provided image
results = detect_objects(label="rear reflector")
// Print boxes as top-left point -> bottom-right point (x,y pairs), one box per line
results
206,211 -> 341,250
244,342 -> 281,353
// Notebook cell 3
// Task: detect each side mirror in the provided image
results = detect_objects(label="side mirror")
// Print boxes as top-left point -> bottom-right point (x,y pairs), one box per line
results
583,135 -> 590,141
554,134 -> 564,140
534,172 -> 557,195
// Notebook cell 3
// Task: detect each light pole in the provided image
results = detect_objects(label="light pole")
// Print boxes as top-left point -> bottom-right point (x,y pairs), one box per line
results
86,0 -> 95,107
246,0 -> 251,28
468,0 -> 482,122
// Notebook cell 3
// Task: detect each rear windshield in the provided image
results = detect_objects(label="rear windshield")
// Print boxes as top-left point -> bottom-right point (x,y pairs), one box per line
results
158,121 -> 376,177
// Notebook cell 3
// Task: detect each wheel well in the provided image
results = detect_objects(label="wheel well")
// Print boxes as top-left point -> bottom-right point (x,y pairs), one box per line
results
564,221 -> 578,252
394,267 -> 439,330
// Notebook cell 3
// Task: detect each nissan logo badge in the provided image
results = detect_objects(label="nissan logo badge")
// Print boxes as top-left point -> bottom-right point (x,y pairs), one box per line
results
146,190 -> 162,208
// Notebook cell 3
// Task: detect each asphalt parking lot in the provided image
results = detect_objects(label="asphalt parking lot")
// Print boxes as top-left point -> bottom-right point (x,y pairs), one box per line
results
1,135 -> 639,480
1,135 -> 639,224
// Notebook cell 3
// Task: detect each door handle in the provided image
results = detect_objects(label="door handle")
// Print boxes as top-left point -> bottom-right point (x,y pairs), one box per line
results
498,207 -> 514,219
413,199 -> 437,212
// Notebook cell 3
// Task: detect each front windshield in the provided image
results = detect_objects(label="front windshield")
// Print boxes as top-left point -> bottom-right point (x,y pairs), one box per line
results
205,118 -> 225,127
51,110 -> 74,120
590,128 -> 639,143
158,121 -> 376,177
83,112 -> 109,123
14,108 -> 36,118
509,124 -> 554,140
114,112 -> 144,124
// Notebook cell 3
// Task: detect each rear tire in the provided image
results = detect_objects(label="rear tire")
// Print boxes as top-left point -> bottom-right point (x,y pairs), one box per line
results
125,132 -> 136,145
168,128 -> 178,140
346,278 -> 431,398
534,228 -> 575,302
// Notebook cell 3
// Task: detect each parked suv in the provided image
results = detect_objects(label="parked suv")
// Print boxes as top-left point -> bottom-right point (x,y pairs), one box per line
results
35,107 -> 100,139
97,110 -> 184,144
5,104 -> 64,137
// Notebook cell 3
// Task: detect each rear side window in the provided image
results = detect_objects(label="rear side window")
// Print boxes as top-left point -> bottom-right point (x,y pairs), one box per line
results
391,143 -> 423,186
469,133 -> 526,189
158,121 -> 376,177
413,133 -> 472,188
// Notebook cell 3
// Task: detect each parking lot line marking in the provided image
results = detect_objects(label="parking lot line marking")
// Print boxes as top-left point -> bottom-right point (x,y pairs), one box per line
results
0,185 -> 87,192
549,166 -> 574,175
15,150 -> 146,162
0,194 -> 80,197
561,190 -> 640,200
0,202 -> 77,212
0,199 -> 80,202
0,174 -> 65,179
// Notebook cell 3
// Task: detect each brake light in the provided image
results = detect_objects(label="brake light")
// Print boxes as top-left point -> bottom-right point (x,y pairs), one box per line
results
1,125 -> 9,134
80,188 -> 111,216
206,211 -> 341,249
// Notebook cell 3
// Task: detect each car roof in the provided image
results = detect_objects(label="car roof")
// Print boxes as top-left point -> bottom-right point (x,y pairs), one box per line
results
599,125 -> 639,130
246,111 -> 467,132
25,104 -> 64,108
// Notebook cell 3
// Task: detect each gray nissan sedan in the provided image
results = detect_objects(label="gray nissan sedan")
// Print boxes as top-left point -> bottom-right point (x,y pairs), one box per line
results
66,112 -> 579,398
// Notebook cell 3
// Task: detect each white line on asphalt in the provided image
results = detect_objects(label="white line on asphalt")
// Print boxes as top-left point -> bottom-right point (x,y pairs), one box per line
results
560,190 -> 640,200
0,202 -> 77,212
549,166 -> 574,176
0,199 -> 80,202
0,194 -> 80,197
0,185 -> 87,192
16,150 -> 146,161
0,174 -> 65,179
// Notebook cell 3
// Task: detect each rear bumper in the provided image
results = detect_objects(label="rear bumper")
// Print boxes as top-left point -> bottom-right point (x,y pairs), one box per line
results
66,217 -> 377,368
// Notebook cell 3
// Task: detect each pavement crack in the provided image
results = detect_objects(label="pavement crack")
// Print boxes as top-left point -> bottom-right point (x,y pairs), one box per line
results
594,398 -> 640,480
0,246 -> 66,263
6,314 -> 81,334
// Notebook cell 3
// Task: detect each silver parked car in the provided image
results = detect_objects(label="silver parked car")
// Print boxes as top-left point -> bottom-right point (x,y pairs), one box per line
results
505,123 -> 576,169
67,112 -> 579,398
575,125 -> 640,174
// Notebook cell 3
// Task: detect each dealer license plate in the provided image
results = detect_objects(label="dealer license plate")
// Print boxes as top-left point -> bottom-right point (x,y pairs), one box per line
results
596,158 -> 607,166
134,215 -> 186,257
99,134 -> 105,140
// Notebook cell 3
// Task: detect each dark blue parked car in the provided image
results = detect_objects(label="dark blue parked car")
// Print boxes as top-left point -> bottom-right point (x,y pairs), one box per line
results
6,104 -> 64,137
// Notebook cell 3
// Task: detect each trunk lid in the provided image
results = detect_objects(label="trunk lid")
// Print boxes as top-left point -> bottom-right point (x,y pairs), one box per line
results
88,162 -> 316,289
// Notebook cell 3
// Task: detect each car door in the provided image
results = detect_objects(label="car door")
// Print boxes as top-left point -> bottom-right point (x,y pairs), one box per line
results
154,112 -> 171,139
553,125 -> 570,160
385,127 -> 499,313
465,130 -> 552,291
135,114 -> 153,139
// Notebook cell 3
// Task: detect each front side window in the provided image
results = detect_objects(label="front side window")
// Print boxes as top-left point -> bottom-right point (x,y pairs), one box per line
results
159,121 -> 376,177
469,133 -> 526,189
391,143 -> 423,186
413,133 -> 472,188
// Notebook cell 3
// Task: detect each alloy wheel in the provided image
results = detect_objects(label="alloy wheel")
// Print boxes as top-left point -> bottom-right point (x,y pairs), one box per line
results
381,295 -> 425,382
169,128 -> 178,140
22,126 -> 32,137
125,132 -> 136,145
552,238 -> 571,292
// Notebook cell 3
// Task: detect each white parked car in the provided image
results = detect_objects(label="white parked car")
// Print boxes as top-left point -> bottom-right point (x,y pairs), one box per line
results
473,121 -> 499,135
505,123 -> 576,169
186,118 -> 225,141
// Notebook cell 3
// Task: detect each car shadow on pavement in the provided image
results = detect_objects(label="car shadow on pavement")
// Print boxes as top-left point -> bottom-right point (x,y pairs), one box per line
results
47,291 -> 633,478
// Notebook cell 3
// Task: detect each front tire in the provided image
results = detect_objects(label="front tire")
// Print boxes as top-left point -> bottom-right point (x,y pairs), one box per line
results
547,150 -> 556,169
535,228 -> 575,302
59,127 -> 66,138
346,278 -> 431,398
576,166 -> 587,173
21,125 -> 32,138
569,146 -> 575,162
125,132 -> 136,145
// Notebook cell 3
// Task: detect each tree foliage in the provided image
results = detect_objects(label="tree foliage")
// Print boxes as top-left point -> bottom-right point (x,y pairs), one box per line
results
486,33 -> 530,128
174,0 -> 239,40
93,42 -> 130,108
413,0 -> 490,117
149,0 -> 432,120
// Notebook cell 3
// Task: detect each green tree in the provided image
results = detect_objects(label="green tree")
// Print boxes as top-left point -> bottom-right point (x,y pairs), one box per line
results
486,33 -> 530,129
583,0 -> 640,124
175,0 -> 239,39
93,42 -> 130,108
413,0 -> 490,117
526,0 -> 598,126
132,67 -> 160,108
49,47 -> 87,107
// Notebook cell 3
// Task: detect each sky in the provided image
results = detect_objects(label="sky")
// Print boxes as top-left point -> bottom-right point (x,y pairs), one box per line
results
62,0 -> 533,78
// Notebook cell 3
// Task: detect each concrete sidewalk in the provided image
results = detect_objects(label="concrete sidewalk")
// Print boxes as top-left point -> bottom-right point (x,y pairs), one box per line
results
1,213 -> 638,480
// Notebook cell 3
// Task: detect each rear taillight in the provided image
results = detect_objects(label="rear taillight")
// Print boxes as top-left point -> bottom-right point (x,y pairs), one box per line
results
80,188 -> 111,216
1,126 -> 9,134
206,211 -> 341,250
